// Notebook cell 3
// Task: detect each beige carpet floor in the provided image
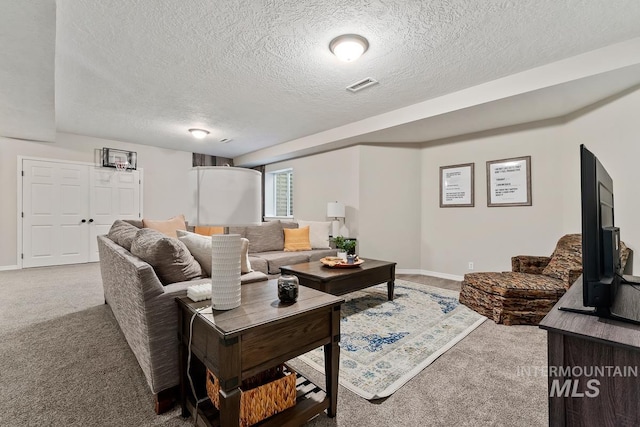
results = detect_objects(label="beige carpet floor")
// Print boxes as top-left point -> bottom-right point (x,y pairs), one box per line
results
0,264 -> 548,426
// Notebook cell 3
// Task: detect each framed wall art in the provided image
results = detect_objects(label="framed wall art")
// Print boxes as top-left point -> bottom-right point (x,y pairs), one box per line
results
486,156 -> 531,207
439,163 -> 474,207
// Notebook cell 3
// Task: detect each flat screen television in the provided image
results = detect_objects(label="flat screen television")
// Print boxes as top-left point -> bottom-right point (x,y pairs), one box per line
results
560,145 -> 640,324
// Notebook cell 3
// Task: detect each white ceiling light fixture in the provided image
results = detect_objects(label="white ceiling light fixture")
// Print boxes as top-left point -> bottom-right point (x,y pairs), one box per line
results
189,128 -> 210,139
329,34 -> 369,62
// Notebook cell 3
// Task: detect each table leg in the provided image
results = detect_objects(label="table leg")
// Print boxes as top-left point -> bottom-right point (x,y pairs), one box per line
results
219,388 -> 242,427
324,306 -> 340,417
178,313 -> 188,418
388,264 -> 396,301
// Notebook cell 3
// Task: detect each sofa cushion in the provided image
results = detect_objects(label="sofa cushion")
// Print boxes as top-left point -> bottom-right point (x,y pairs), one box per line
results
284,226 -> 312,251
249,256 -> 268,275
462,271 -> 566,299
255,251 -> 310,274
177,230 -> 253,276
281,221 -> 299,229
245,220 -> 284,253
297,220 -> 331,249
541,234 -> 582,283
302,249 -> 338,262
227,226 -> 246,237
142,214 -> 187,238
108,219 -> 139,251
131,228 -> 203,285
241,271 -> 269,284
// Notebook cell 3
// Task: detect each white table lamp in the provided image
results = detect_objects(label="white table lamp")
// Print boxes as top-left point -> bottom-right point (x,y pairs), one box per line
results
327,201 -> 345,237
192,166 -> 261,310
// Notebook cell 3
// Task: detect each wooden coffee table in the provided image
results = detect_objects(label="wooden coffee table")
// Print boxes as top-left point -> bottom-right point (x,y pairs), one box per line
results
177,280 -> 343,426
280,258 -> 397,300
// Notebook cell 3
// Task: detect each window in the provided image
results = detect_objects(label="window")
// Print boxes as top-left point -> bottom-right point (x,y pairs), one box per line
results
265,169 -> 294,217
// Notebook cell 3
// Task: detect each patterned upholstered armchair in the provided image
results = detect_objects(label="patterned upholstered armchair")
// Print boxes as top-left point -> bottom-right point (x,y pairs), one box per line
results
459,234 -> 632,326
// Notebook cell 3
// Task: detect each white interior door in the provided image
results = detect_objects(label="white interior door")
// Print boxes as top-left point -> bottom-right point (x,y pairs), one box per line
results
22,160 -> 90,267
88,168 -> 141,261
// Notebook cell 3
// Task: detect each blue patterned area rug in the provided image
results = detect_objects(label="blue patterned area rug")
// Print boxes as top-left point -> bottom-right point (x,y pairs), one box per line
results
298,279 -> 486,399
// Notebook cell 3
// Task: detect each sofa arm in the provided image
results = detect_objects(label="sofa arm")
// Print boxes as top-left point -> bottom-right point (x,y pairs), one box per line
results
511,255 -> 551,274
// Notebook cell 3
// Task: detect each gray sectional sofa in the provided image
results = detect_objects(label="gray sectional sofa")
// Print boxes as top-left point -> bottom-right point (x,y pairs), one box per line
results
233,220 -> 337,277
97,219 -> 335,412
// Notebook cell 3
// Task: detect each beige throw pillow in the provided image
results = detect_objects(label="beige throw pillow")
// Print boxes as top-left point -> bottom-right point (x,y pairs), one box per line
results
240,238 -> 252,273
131,228 -> 203,285
142,214 -> 187,238
297,220 -> 331,249
176,230 -> 252,276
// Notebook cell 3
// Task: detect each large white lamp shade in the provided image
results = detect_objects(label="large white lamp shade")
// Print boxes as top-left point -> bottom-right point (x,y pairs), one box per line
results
191,167 -> 262,310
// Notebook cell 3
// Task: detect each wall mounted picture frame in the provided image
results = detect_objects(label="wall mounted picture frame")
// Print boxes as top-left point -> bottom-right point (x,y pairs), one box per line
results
439,163 -> 474,207
486,156 -> 531,207
102,147 -> 137,170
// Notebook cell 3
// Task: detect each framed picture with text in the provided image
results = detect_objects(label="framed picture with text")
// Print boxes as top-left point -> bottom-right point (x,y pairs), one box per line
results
486,156 -> 531,207
439,163 -> 474,207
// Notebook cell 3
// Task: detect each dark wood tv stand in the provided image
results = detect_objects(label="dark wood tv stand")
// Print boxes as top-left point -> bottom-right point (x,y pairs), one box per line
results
539,276 -> 640,426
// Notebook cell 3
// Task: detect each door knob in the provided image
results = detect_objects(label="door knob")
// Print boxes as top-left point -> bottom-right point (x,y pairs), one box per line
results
81,219 -> 87,223
89,219 -> 94,223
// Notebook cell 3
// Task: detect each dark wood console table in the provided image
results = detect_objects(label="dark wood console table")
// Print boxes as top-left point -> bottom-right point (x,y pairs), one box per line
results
177,280 -> 343,426
539,276 -> 640,426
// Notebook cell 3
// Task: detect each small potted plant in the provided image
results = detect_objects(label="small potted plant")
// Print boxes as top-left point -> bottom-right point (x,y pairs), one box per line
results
331,236 -> 348,260
342,240 -> 356,255
331,237 -> 356,262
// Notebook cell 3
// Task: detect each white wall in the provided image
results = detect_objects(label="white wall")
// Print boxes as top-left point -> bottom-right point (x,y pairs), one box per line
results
420,86 -> 640,277
359,145 -> 422,269
266,146 -> 360,237
562,88 -> 640,269
0,132 -> 194,267
420,123 -> 567,276
266,144 -> 423,269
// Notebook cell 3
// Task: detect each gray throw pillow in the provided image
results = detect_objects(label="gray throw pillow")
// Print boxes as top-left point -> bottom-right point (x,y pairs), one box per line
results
130,228 -> 203,285
107,219 -> 140,251
245,220 -> 284,253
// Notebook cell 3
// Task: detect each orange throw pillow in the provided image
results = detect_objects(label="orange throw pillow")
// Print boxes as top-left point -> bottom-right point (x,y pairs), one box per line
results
283,226 -> 312,252
142,214 -> 187,238
194,226 -> 224,236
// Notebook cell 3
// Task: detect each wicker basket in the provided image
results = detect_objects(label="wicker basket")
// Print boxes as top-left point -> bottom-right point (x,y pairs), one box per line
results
206,365 -> 297,426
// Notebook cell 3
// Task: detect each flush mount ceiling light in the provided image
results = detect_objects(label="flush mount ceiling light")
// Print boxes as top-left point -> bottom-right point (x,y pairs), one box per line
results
189,128 -> 210,139
329,34 -> 369,62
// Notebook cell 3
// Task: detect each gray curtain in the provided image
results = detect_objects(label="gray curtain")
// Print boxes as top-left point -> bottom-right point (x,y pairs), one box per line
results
252,165 -> 266,220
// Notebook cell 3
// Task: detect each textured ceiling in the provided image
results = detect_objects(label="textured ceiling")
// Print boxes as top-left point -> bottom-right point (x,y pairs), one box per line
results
0,0 -> 56,142
2,1 -> 640,162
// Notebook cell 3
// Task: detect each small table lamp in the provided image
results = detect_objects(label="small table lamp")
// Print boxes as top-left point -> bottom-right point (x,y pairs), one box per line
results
192,166 -> 261,310
327,201 -> 345,238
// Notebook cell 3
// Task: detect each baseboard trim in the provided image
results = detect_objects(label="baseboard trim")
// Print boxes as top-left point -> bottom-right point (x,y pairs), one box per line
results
0,265 -> 19,271
397,268 -> 464,282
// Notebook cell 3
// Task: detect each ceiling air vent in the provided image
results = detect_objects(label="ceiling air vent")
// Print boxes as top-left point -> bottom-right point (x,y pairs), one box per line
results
219,138 -> 231,143
346,77 -> 378,93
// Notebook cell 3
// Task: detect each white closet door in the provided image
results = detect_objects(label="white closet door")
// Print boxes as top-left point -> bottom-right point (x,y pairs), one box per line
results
22,160 -> 90,267
88,168 -> 140,262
